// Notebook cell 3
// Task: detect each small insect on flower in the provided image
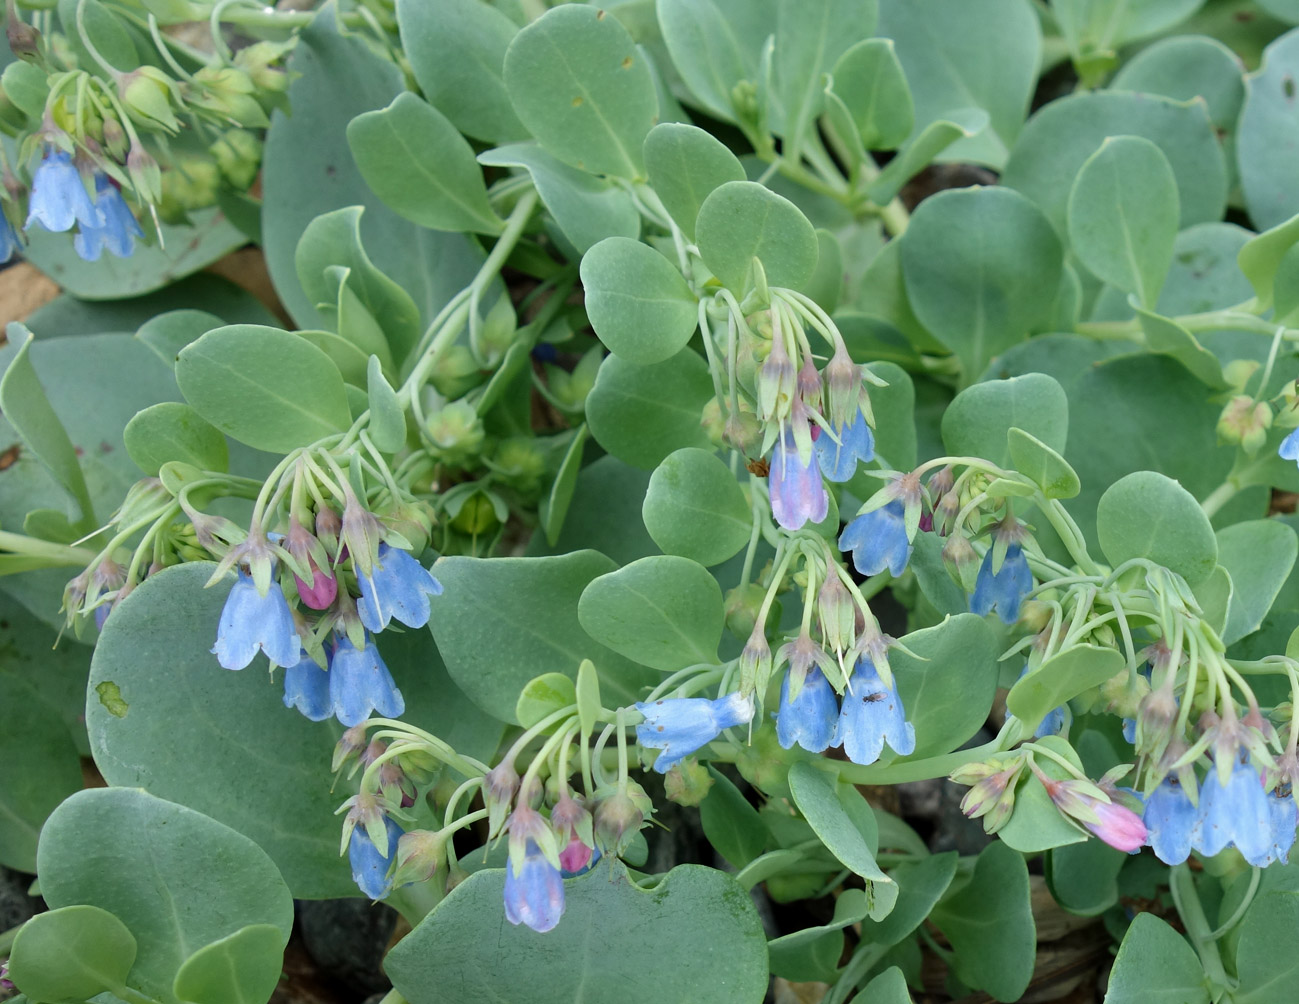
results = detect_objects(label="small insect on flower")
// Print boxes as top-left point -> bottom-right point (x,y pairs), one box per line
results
745,457 -> 770,477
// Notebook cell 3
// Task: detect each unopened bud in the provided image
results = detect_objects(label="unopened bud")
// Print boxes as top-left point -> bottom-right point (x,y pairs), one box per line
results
120,68 -> 180,132
332,724 -> 369,773
209,128 -> 262,189
664,758 -> 714,806
484,762 -> 520,840
390,828 -> 448,886
1217,395 -> 1272,455
942,534 -> 980,592
6,13 -> 39,60
426,401 -> 484,464
594,781 -> 651,856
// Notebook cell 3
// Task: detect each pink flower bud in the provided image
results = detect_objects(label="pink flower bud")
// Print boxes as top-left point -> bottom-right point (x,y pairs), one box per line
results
1083,800 -> 1147,852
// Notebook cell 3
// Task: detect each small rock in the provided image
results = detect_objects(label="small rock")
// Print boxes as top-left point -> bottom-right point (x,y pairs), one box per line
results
298,898 -> 397,999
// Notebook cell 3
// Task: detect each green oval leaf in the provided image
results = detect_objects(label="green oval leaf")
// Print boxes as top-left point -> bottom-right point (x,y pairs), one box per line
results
1007,427 -> 1080,500
479,143 -> 640,254
1217,519 -> 1299,646
0,671 -> 83,873
172,924 -> 286,1004
788,761 -> 890,884
878,0 -> 1041,168
586,349 -> 714,470
36,788 -> 293,1003
700,766 -> 769,868
941,372 -> 1068,468
929,841 -> 1035,1002
1067,136 -> 1179,307
1096,470 -> 1218,586
892,614 -> 1000,760
774,0 -> 878,161
9,905 -> 137,1003
901,186 -> 1062,378
348,92 -> 502,235
1002,90 -> 1227,235
578,555 -> 724,671
695,181 -> 820,294
428,551 -> 655,722
642,122 -> 746,239
515,672 -> 578,730
581,238 -> 699,365
396,0 -> 527,144
1239,31 -> 1299,230
1106,913 -> 1210,1004
385,861 -> 768,1004
123,401 -> 229,476
503,4 -> 657,178
642,448 -> 751,567
829,38 -> 913,151
176,324 -> 352,452
540,425 -> 589,546
1006,645 -> 1126,734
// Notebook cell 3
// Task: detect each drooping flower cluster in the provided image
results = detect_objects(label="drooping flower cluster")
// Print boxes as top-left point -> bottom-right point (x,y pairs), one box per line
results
726,293 -> 882,533
210,494 -> 442,728
777,658 -> 915,765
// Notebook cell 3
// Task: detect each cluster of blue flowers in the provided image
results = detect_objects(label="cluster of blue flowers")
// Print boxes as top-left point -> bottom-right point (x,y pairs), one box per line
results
213,539 -> 442,728
777,658 -> 915,763
1143,760 -> 1297,867
212,523 -> 442,900
17,148 -> 144,263
839,484 -> 1035,628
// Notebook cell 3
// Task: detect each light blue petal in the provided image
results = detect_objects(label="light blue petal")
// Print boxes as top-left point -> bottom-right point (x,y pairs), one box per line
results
769,435 -> 828,531
283,652 -> 331,721
777,668 -> 839,753
329,634 -> 405,727
357,543 -> 443,632
504,840 -> 565,932
1143,778 -> 1195,865
815,411 -> 875,483
26,151 -> 101,233
211,571 -> 301,670
348,816 -> 403,900
1280,428 -> 1299,462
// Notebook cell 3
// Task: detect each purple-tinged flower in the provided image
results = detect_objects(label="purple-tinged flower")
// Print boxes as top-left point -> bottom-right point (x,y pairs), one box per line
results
26,149 -> 101,233
814,409 -> 875,483
1280,428 -> 1299,466
357,542 -> 443,632
1082,799 -> 1147,852
282,651 -> 331,721
777,666 -> 839,753
329,632 -> 405,727
634,692 -> 754,773
769,430 -> 828,531
1143,777 -> 1197,865
286,517 -> 337,610
1038,773 -> 1147,852
559,836 -> 599,876
839,500 -> 910,577
835,659 -> 915,765
970,544 -> 1033,625
211,569 -> 301,670
73,174 -> 143,261
504,838 -> 565,932
1192,759 -> 1272,862
349,814 -> 403,900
